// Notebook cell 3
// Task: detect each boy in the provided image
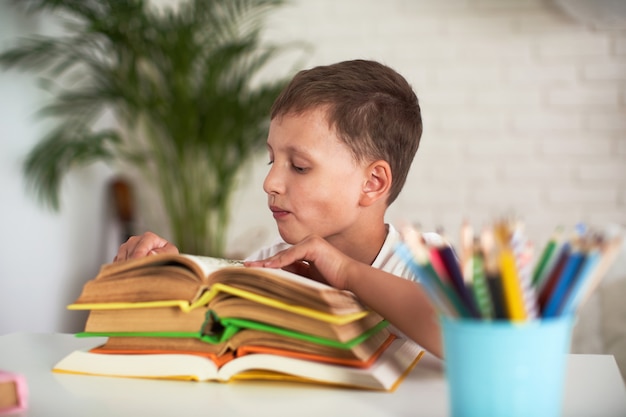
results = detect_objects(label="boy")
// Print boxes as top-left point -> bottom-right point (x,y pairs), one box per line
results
114,59 -> 442,356
117,60 -> 420,274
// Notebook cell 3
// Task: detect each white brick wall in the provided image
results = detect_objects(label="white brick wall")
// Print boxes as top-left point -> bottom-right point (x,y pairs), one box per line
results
228,0 -> 626,255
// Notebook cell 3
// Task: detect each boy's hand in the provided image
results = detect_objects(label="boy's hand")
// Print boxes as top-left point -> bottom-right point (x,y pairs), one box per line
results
244,235 -> 354,291
114,231 -> 179,262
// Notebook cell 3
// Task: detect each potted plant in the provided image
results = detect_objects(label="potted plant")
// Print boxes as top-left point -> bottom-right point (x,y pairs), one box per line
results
0,0 -> 304,256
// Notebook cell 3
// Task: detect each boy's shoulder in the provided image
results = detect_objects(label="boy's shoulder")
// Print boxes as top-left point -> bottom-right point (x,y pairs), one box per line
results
373,225 -> 441,282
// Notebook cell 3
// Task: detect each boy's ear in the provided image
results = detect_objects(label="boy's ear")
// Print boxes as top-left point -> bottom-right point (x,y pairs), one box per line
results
360,160 -> 392,206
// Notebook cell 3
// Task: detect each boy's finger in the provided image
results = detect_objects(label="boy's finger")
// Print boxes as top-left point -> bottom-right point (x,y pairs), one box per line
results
148,245 -> 178,256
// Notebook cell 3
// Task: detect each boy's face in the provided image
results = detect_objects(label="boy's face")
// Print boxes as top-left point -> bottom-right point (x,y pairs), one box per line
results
264,108 -> 369,245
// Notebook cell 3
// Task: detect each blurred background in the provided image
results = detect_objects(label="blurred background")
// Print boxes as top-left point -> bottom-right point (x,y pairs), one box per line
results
1,0 -> 625,373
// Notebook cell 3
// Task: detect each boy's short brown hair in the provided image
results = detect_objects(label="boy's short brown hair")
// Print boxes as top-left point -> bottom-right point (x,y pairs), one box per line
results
270,59 -> 422,205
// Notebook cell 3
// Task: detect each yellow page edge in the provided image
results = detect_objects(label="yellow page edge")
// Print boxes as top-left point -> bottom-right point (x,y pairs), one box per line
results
67,283 -> 369,325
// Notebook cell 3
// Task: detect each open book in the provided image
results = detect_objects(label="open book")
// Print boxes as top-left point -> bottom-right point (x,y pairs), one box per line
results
53,337 -> 423,391
70,253 -> 371,322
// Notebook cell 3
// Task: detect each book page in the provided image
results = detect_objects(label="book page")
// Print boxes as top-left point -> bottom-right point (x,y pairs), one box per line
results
53,338 -> 423,391
182,254 -> 244,277
207,267 -> 364,315
53,351 -> 219,381
219,337 -> 421,390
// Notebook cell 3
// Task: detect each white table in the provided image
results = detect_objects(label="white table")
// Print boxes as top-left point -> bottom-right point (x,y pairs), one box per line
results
1,333 -> 625,417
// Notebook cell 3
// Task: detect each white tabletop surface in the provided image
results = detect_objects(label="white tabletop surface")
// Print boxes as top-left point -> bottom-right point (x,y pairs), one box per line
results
1,333 -> 625,417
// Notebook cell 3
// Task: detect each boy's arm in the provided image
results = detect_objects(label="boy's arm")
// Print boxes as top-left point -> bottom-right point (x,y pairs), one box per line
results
244,235 -> 443,358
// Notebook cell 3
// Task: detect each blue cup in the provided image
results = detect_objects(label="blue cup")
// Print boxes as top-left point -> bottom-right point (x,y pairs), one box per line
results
441,316 -> 574,417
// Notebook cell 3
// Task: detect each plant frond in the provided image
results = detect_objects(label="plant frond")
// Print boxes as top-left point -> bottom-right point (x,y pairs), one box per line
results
0,37 -> 70,72
22,125 -> 122,210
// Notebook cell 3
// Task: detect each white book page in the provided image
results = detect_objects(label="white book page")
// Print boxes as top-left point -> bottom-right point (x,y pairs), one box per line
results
54,351 -> 218,381
182,254 -> 338,292
181,254 -> 244,277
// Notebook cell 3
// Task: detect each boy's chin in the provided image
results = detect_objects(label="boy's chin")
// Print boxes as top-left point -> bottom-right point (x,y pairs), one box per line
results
279,233 -> 298,245
278,229 -> 308,245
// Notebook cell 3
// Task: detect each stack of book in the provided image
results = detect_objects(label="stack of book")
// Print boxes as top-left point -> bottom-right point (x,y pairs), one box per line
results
53,254 -> 424,391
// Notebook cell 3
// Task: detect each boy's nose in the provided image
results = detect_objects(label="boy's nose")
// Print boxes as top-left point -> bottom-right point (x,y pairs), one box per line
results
263,164 -> 284,195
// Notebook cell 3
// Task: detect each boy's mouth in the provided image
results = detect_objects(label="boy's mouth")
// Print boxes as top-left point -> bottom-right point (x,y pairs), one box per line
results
269,205 -> 290,219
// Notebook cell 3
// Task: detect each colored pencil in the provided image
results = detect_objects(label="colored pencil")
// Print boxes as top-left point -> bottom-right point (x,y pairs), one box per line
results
493,221 -> 527,321
542,246 -> 585,318
436,243 -> 481,319
510,223 -> 539,319
558,248 -> 601,316
570,237 -> 623,311
399,225 -> 471,318
532,226 -> 563,288
538,242 -> 571,310
470,239 -> 494,319
460,220 -> 474,285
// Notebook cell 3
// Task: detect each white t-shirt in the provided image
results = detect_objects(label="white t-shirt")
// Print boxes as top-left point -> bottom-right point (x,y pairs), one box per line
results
245,224 -> 435,282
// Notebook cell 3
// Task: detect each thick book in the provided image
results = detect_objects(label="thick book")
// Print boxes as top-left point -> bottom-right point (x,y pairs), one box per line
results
81,298 -> 384,342
76,315 -> 392,362
69,253 -> 372,323
53,337 -> 424,391
88,330 -> 397,368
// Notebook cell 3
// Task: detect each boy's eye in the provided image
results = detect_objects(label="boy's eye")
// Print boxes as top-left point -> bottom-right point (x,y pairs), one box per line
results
267,160 -> 274,166
292,164 -> 308,173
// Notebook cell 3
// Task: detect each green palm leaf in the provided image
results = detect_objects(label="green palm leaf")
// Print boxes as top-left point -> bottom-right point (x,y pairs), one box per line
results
1,0 -> 307,256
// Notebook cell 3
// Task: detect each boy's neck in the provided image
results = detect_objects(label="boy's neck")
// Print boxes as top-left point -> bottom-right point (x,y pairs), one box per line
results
328,223 -> 389,266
